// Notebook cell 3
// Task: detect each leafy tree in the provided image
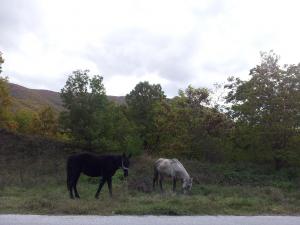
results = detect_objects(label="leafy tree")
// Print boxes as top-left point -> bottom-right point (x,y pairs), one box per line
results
225,51 -> 300,168
125,81 -> 166,151
32,106 -> 58,137
0,51 -> 4,74
0,53 -> 14,130
0,77 -> 12,128
14,109 -> 36,134
152,85 -> 231,161
60,70 -> 108,149
98,102 -> 143,154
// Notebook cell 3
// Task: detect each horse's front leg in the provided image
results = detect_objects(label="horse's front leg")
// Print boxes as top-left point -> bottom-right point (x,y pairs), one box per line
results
95,177 -> 106,199
172,178 -> 176,192
74,185 -> 80,199
107,177 -> 112,197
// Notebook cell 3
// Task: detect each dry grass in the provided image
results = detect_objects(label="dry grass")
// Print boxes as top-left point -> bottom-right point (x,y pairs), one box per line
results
1,181 -> 300,215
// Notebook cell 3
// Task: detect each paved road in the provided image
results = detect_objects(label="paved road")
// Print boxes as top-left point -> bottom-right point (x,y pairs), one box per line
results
1,215 -> 300,225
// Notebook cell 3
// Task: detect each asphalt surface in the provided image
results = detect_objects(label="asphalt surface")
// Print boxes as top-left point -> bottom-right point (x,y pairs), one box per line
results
1,215 -> 300,225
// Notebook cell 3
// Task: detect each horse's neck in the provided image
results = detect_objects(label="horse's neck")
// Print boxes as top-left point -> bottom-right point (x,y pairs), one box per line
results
116,156 -> 122,167
172,161 -> 190,180
178,169 -> 190,180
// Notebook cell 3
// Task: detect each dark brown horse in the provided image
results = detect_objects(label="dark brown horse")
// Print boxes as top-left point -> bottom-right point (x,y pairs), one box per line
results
67,152 -> 131,199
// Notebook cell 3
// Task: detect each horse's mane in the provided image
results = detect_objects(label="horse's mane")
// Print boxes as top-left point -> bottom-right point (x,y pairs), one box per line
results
170,158 -> 190,178
171,158 -> 184,168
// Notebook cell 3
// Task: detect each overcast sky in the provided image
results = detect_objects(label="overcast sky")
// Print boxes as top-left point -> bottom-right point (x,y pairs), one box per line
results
1,0 -> 300,97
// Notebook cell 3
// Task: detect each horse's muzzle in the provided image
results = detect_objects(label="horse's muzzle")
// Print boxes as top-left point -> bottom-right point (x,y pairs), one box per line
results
123,169 -> 128,177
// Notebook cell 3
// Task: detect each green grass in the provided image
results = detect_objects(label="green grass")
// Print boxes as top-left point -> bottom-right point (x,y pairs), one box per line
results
1,176 -> 300,215
1,139 -> 300,216
1,154 -> 300,215
2,128 -> 300,215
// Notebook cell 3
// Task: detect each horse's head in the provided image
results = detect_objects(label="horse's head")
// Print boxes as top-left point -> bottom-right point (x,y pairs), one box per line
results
182,177 -> 193,194
121,153 -> 132,177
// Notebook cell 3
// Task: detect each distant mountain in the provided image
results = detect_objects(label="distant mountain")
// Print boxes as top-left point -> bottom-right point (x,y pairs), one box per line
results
8,83 -> 125,112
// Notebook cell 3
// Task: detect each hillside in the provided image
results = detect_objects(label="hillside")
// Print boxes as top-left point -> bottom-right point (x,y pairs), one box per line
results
8,83 -> 125,112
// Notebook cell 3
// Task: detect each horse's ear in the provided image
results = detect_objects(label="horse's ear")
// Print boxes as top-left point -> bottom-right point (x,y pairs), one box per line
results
128,153 -> 132,158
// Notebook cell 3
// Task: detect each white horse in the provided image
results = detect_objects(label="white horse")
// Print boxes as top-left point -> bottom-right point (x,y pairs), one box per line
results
153,158 -> 193,194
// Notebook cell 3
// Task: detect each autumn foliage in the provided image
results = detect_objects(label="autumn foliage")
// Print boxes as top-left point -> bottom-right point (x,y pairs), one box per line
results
1,51 -> 300,170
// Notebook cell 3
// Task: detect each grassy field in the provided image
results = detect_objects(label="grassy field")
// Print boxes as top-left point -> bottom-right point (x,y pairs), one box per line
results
1,175 -> 300,215
1,155 -> 300,215
1,130 -> 300,215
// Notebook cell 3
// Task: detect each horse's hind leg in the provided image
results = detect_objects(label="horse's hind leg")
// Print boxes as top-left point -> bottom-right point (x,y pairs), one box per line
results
152,177 -> 156,190
159,176 -> 164,193
73,173 -> 81,198
153,170 -> 158,190
95,177 -> 106,199
68,175 -> 77,199
107,177 -> 113,197
67,174 -> 74,199
74,187 -> 80,198
68,185 -> 74,199
67,161 -> 74,199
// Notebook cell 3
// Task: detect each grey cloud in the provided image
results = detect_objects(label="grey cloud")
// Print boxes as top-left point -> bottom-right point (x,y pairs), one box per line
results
85,29 -> 199,94
192,0 -> 225,18
1,0 -> 276,98
7,70 -> 62,91
0,0 -> 41,50
202,58 -> 250,75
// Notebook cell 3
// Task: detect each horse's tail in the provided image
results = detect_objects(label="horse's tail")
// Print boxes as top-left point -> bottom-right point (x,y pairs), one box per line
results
66,156 -> 72,191
153,166 -> 159,189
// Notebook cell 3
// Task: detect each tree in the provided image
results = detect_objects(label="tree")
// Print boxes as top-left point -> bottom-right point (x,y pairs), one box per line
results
0,53 -> 14,130
125,81 -> 166,151
0,77 -> 12,128
14,109 -> 36,134
60,70 -> 108,149
151,85 -> 231,161
225,51 -> 300,168
98,102 -> 143,154
31,106 -> 58,137
0,52 -> 4,74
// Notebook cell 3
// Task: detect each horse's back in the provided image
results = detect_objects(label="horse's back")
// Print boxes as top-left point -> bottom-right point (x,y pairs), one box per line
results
67,152 -> 110,177
170,158 -> 185,171
154,158 -> 188,178
155,158 -> 180,168
154,158 -> 170,168
154,158 -> 174,177
154,158 -> 166,166
67,153 -> 98,167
